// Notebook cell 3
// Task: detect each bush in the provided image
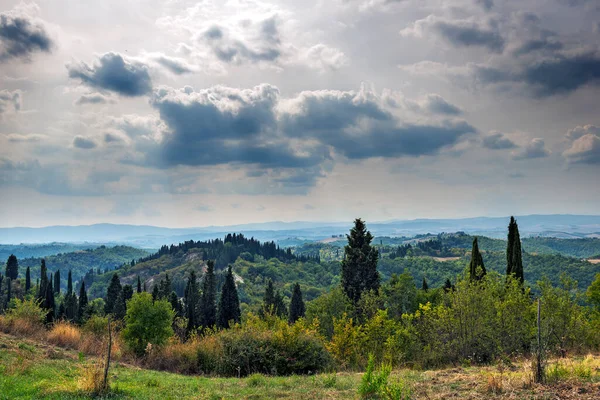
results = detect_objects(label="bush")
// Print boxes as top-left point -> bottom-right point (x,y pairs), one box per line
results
48,322 -> 81,349
1,298 -> 45,337
122,292 -> 174,356
358,354 -> 411,400
217,314 -> 332,376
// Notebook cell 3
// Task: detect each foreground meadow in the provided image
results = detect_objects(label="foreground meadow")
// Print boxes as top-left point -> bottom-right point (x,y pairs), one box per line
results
2,333 -> 600,399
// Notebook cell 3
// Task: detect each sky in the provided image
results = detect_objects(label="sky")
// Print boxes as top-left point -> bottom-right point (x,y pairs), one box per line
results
0,0 -> 599,228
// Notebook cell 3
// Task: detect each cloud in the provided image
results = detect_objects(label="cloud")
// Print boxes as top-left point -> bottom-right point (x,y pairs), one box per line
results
299,44 -> 348,72
72,135 -> 97,149
0,89 -> 21,116
74,92 -> 114,105
401,16 -> 505,53
423,94 -> 462,115
195,204 -> 213,212
281,86 -> 476,159
563,125 -> 600,164
512,138 -> 550,160
142,52 -> 196,75
5,133 -> 45,142
476,0 -> 494,11
0,7 -> 53,62
67,52 -> 152,96
482,132 -> 518,149
201,16 -> 282,65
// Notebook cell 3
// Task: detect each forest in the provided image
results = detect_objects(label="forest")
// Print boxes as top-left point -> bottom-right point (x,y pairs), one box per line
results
1,217 -> 600,398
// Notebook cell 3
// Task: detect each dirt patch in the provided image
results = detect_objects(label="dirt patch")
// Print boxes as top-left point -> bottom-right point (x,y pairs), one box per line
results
586,259 -> 600,264
432,257 -> 461,262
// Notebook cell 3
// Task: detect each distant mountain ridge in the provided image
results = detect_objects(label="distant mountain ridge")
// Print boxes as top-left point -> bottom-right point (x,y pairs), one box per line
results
0,214 -> 599,246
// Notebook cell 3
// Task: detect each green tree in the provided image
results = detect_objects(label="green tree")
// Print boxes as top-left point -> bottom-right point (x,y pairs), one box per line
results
37,259 -> 48,301
4,278 -> 11,309
289,283 -> 306,323
122,292 -> 174,356
104,273 -> 122,314
44,278 -> 55,324
67,270 -> 73,295
184,270 -> 200,334
587,273 -> 600,310
169,291 -> 182,317
382,272 -> 417,319
507,216 -> 524,283
306,287 -> 352,339
113,289 -> 127,320
199,260 -> 217,328
5,254 -> 18,280
77,281 -> 89,324
54,269 -> 61,294
341,218 -> 379,303
469,237 -> 486,281
137,276 -> 142,293
217,265 -> 241,329
422,277 -> 429,291
25,266 -> 31,292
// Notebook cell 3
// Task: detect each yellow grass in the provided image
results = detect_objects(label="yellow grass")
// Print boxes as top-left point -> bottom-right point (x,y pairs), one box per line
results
47,321 -> 82,349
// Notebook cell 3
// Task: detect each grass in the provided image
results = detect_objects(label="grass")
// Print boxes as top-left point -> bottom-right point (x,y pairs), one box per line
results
2,333 -> 600,399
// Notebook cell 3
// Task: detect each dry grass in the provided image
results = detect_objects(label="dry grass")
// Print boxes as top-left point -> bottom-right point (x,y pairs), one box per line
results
78,361 -> 109,394
4,317 -> 45,338
47,321 -> 82,349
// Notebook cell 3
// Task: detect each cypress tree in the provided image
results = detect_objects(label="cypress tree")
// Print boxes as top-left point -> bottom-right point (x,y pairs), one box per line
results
143,281 -> 147,292
262,279 -> 276,316
422,277 -> 429,291
169,291 -> 182,317
113,289 -> 127,320
199,260 -> 217,328
104,273 -> 122,314
77,281 -> 88,324
217,266 -> 241,329
25,266 -> 31,292
122,284 -> 134,302
274,290 -> 287,319
58,302 -> 66,320
184,270 -> 200,334
38,260 -> 48,301
288,283 -> 305,324
443,278 -> 454,292
54,270 -> 61,294
506,216 -> 524,283
137,276 -> 142,293
469,237 -> 486,281
44,278 -> 55,324
67,270 -> 73,295
152,285 -> 160,301
341,218 -> 380,303
158,274 -> 172,299
5,254 -> 18,280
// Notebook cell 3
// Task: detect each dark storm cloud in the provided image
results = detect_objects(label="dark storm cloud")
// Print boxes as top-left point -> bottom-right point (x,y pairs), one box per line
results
482,132 -> 518,150
424,94 -> 462,115
67,52 -> 152,97
0,12 -> 53,62
512,38 -> 563,57
433,20 -> 505,53
72,135 -> 97,149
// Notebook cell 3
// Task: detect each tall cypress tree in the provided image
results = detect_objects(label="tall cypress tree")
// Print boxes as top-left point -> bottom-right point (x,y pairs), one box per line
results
422,277 -> 429,291
25,266 -> 31,292
44,278 -> 55,324
169,291 -> 183,317
506,216 -> 524,283
184,270 -> 200,334
341,218 -> 380,303
217,266 -> 241,329
137,276 -> 142,293
288,283 -> 305,324
77,281 -> 88,324
67,270 -> 73,295
38,259 -> 48,301
54,270 -> 61,294
5,254 -> 18,280
199,260 -> 217,329
113,289 -> 127,320
104,273 -> 122,314
469,237 -> 486,281
262,279 -> 276,316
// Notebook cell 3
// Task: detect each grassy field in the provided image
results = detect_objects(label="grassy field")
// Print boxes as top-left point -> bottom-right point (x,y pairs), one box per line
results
2,333 -> 600,399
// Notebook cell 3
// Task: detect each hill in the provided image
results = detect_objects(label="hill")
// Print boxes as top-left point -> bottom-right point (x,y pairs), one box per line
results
19,245 -> 149,289
0,243 -> 105,262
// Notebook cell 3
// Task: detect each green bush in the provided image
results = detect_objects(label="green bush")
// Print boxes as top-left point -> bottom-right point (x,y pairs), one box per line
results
217,314 -> 332,376
358,354 -> 411,400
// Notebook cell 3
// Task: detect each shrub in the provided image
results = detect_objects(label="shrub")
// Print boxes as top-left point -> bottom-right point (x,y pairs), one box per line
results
122,292 -> 174,356
145,339 -> 200,374
358,354 -> 411,400
217,314 -> 332,376
2,298 -> 45,337
48,322 -> 81,349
